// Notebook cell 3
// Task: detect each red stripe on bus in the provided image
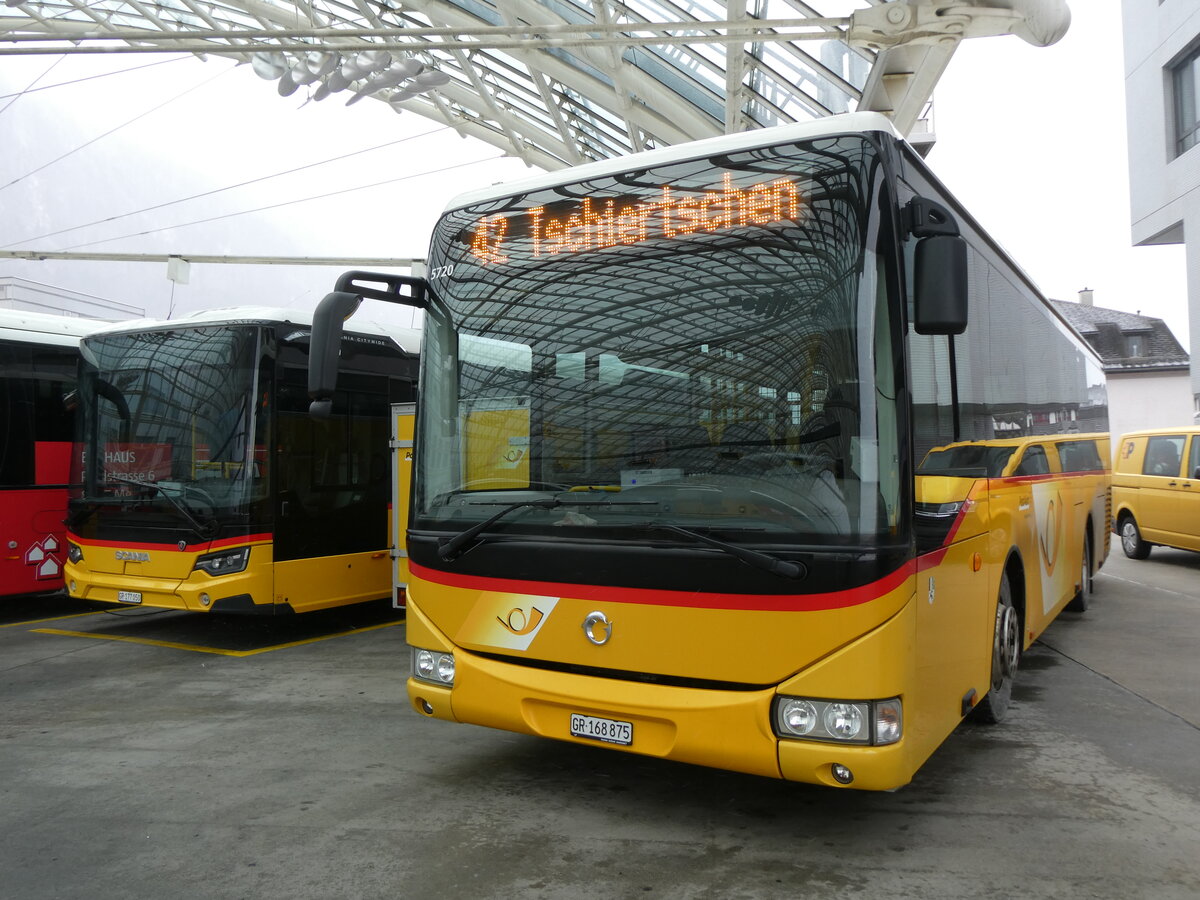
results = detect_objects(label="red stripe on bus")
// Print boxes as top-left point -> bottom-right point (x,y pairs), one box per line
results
408,560 -> 916,612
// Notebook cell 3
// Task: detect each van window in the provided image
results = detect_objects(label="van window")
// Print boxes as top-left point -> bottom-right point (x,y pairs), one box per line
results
1014,444 -> 1050,476
1188,436 -> 1200,481
1057,439 -> 1103,472
1143,435 -> 1185,477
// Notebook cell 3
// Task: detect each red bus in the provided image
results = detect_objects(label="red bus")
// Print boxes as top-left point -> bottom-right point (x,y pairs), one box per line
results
1,309 -> 103,598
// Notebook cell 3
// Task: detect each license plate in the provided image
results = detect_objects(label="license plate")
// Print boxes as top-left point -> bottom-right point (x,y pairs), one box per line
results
570,713 -> 633,746
117,591 -> 142,605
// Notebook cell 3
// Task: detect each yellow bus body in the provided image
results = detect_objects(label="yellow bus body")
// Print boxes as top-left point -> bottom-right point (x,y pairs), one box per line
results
407,433 -> 1109,790
64,539 -> 390,614
64,404 -> 418,615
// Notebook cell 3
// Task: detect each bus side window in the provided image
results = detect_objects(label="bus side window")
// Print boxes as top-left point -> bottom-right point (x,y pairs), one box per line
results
1014,444 -> 1049,476
1057,439 -> 1102,473
1143,435 -> 1184,477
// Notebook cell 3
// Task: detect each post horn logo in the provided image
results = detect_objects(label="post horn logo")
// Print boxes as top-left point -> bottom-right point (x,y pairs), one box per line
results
1038,496 -> 1060,575
497,605 -> 545,636
582,610 -> 612,646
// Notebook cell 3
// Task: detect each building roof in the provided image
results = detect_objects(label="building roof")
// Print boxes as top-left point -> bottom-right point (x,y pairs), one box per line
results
1051,299 -> 1189,373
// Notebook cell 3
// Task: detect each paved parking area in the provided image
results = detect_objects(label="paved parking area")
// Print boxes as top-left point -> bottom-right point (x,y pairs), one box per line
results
1,553 -> 1198,899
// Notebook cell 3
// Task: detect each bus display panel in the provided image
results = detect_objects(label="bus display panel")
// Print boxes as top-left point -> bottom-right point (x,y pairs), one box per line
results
468,173 -> 805,266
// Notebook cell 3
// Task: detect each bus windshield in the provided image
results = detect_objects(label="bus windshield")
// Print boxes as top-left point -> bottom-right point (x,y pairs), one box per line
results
75,325 -> 266,534
417,133 -> 902,545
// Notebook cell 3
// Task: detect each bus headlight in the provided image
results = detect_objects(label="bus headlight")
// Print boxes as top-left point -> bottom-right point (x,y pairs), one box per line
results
773,696 -> 902,746
823,703 -> 864,740
67,542 -> 84,564
412,647 -> 455,686
779,699 -> 819,736
193,546 -> 249,576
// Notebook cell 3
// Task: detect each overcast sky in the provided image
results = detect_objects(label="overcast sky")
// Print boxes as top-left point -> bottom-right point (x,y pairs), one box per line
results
0,1 -> 1189,348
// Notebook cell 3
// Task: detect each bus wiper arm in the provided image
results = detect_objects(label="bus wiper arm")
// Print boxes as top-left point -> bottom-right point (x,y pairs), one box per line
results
108,476 -> 219,539
651,523 -> 807,580
439,496 -> 666,561
439,498 -> 563,561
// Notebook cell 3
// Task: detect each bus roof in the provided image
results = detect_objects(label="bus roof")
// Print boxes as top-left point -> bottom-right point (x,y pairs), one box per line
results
443,111 -> 900,213
84,306 -> 422,355
0,308 -> 111,347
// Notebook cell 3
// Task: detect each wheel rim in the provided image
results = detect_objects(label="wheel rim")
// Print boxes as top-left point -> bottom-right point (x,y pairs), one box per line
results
992,603 -> 1019,689
1121,521 -> 1139,555
1081,537 -> 1091,595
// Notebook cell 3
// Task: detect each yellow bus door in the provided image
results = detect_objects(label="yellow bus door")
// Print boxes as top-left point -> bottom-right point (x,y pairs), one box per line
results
391,402 -> 416,608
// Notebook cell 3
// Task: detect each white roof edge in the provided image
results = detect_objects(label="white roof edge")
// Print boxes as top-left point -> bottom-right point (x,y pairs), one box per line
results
444,112 -> 901,212
0,308 -> 112,346
84,306 -> 311,337
84,306 -> 422,354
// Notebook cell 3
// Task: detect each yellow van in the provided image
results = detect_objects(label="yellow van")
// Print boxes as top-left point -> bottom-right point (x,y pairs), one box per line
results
1112,428 -> 1200,558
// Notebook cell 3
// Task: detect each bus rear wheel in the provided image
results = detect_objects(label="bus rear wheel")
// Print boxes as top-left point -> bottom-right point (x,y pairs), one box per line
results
1066,528 -> 1092,612
973,571 -> 1019,724
1120,515 -> 1151,560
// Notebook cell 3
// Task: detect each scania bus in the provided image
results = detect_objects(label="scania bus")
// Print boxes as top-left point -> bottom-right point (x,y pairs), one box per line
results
64,307 -> 418,614
309,112 -> 1109,789
1,309 -> 104,599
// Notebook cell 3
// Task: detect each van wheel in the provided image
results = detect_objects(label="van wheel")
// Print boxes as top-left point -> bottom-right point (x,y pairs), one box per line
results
1066,528 -> 1092,612
973,571 -> 1019,724
1119,515 -> 1151,560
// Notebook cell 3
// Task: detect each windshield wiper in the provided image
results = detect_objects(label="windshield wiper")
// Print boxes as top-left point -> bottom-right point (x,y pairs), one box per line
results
108,476 -> 219,539
651,523 -> 807,580
438,496 -> 659,561
439,498 -> 562,561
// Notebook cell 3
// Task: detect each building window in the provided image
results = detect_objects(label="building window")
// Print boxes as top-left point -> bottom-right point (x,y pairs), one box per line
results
1126,333 -> 1147,357
1173,45 -> 1200,156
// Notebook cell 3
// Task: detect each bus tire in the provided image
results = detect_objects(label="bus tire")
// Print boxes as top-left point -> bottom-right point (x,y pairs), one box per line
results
973,571 -> 1019,724
1066,527 -> 1092,612
1119,514 -> 1151,560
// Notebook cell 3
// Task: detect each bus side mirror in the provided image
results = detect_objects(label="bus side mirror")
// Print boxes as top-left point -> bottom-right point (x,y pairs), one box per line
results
308,290 -> 361,417
307,270 -> 428,418
906,196 -> 968,336
914,234 -> 968,335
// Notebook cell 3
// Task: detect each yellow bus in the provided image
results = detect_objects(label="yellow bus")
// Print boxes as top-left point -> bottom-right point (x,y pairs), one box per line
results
919,434 -> 1111,619
309,112 -> 1109,788
64,306 -> 418,614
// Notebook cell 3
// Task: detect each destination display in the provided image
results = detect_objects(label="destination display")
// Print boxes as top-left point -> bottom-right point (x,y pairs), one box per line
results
467,173 -> 804,266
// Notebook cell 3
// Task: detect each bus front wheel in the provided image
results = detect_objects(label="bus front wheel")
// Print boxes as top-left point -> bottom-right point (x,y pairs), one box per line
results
973,571 -> 1019,724
1119,515 -> 1151,560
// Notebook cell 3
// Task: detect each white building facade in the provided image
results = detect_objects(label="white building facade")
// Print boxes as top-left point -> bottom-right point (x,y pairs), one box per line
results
1122,0 -> 1200,414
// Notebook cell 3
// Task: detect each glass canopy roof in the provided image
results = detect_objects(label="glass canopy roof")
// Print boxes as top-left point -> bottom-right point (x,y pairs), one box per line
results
0,1 -> 891,170
0,2 -> 1067,170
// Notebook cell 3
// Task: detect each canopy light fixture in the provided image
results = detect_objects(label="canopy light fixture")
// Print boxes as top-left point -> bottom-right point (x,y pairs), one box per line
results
250,48 -> 450,113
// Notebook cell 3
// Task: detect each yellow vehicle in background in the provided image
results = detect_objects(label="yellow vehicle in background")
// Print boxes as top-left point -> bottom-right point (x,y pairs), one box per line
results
64,307 -> 419,614
1113,428 -> 1200,559
919,433 -> 1111,617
